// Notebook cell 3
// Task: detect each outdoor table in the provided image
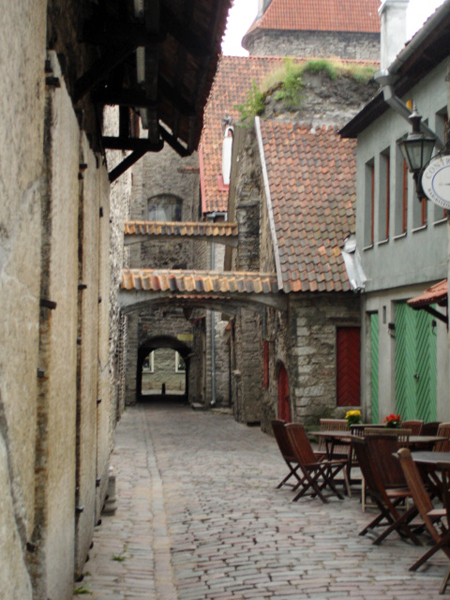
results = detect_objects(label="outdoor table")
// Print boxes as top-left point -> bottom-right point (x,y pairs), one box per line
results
409,436 -> 447,450
310,430 -> 352,459
412,450 -> 450,500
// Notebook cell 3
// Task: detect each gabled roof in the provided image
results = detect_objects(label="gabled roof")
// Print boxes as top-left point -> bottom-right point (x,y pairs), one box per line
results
258,119 -> 357,293
200,55 -> 287,213
245,0 -> 380,37
341,1 -> 450,138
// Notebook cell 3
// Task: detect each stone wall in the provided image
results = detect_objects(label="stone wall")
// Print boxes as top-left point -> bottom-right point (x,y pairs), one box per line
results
244,30 -> 380,61
125,144 -> 205,405
0,4 -> 126,592
0,1 -> 47,597
142,348 -> 186,393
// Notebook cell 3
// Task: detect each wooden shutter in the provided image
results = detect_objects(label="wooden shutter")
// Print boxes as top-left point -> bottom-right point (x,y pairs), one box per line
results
370,314 -> 379,423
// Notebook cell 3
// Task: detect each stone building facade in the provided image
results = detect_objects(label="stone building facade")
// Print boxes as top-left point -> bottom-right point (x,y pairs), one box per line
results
0,0 -> 228,596
243,0 -> 380,61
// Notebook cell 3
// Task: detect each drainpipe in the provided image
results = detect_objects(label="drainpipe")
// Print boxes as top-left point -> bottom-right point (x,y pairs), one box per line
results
207,211 -> 227,406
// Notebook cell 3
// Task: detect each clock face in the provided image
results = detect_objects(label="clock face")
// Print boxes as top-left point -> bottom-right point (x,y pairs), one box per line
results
422,155 -> 450,209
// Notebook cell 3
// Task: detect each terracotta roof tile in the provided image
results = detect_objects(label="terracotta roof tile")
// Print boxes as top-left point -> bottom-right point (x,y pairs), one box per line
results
200,55 -> 288,213
248,0 -> 380,35
407,279 -> 448,309
121,269 -> 279,295
259,120 -> 356,293
124,220 -> 238,239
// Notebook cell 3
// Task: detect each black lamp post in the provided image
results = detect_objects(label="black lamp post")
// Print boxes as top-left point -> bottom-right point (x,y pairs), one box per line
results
397,104 -> 436,201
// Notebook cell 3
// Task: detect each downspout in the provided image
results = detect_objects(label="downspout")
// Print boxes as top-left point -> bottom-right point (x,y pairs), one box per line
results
255,117 -> 284,290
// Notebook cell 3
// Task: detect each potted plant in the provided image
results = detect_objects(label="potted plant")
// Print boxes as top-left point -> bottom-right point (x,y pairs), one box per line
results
346,409 -> 362,428
383,413 -> 402,428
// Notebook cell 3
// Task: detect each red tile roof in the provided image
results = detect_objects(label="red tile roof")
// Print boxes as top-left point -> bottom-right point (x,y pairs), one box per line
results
258,120 -> 357,293
124,220 -> 238,240
121,269 -> 279,294
248,0 -> 380,34
407,279 -> 448,309
200,55 -> 288,213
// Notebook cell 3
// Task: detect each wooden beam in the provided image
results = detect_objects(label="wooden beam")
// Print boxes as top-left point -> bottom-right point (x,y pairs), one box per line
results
159,126 -> 190,157
92,88 -> 157,108
102,136 -> 163,151
160,5 -> 213,57
82,20 -> 165,47
109,150 -> 147,183
74,43 -> 137,103
119,106 -> 130,139
158,78 -> 196,117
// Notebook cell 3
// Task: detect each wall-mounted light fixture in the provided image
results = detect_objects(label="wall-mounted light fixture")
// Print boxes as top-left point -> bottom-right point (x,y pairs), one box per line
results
388,322 -> 396,337
397,104 -> 436,201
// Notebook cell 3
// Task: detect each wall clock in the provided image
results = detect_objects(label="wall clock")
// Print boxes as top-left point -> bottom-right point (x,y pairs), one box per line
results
421,154 -> 450,210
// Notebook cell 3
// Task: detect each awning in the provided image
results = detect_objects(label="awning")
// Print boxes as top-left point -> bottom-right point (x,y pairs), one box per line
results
407,279 -> 448,324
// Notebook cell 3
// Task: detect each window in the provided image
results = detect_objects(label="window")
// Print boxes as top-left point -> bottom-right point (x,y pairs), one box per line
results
148,194 -> 182,221
142,352 -> 154,373
394,150 -> 409,236
175,352 -> 186,373
364,160 -> 375,247
378,149 -> 390,241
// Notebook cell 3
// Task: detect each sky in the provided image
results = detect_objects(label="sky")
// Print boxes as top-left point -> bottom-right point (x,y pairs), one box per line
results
221,0 -> 447,56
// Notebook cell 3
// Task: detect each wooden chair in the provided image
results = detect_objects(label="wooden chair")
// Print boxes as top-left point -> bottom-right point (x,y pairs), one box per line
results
401,420 -> 423,435
271,419 -> 303,489
317,418 -> 349,459
352,436 -> 421,546
364,427 -> 411,447
397,447 -> 450,590
422,421 -> 441,436
286,423 -> 350,503
435,423 -> 450,452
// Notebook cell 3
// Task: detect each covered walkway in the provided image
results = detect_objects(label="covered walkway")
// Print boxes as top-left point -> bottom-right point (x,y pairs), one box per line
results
74,403 -> 448,599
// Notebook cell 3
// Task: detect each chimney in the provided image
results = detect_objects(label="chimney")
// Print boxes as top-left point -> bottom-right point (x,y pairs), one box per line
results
379,0 -> 409,70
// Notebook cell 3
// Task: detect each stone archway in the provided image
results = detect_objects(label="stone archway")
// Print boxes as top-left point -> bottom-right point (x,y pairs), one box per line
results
137,335 -> 192,402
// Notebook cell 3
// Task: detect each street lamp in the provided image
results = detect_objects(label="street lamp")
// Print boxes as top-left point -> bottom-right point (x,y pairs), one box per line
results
397,104 -> 436,201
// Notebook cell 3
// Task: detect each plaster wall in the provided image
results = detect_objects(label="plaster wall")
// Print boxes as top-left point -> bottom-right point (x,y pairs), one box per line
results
0,2 -> 46,595
355,61 -> 449,291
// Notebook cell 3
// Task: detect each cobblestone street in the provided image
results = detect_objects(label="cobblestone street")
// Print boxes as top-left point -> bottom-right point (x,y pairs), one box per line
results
74,402 -> 449,599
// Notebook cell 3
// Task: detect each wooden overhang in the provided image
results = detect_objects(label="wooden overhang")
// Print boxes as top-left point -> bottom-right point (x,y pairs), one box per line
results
407,279 -> 448,325
77,0 -> 231,181
119,268 -> 287,312
124,220 -> 239,247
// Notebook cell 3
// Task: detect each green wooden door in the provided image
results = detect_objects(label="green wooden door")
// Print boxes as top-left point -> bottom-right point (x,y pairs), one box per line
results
370,313 -> 379,424
395,302 -> 437,421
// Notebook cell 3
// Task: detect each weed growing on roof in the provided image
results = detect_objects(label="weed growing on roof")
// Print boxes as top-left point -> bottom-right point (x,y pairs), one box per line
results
235,58 -> 376,121
234,80 -> 265,123
274,59 -> 304,110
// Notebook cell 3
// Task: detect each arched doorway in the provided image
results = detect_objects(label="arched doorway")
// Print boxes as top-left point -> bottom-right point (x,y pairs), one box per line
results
137,336 -> 191,402
278,364 -> 291,422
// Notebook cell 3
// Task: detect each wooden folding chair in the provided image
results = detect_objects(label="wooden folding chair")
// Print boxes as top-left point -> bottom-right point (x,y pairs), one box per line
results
397,448 -> 450,587
317,418 -> 348,459
401,420 -> 423,435
271,419 -> 304,489
352,436 -> 421,546
435,423 -> 450,452
286,423 -> 350,503
422,421 -> 441,436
